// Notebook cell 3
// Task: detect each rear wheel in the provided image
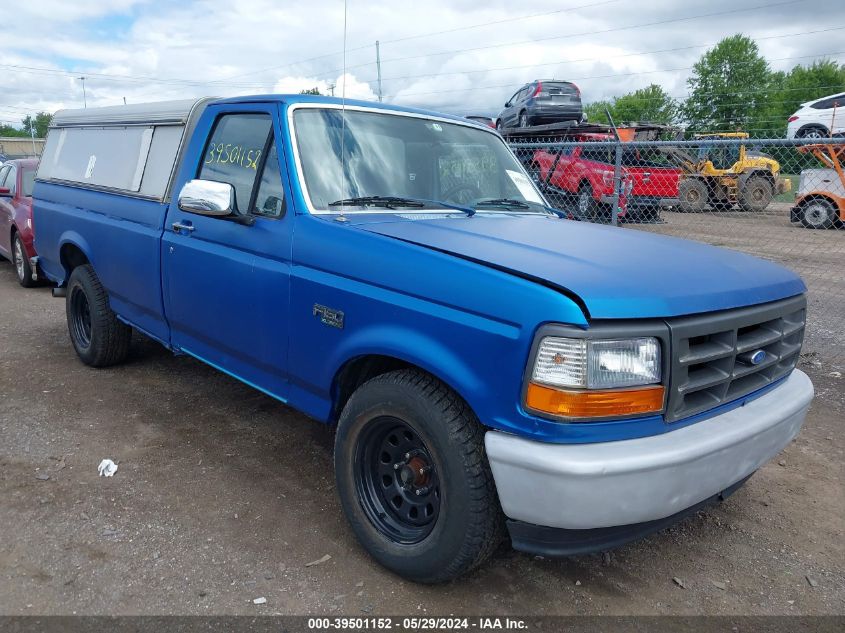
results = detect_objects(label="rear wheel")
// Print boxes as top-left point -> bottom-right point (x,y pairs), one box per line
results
13,233 -> 35,288
678,179 -> 708,212
799,198 -> 838,229
797,125 -> 828,140
334,369 -> 503,583
519,112 -> 530,128
66,264 -> 131,367
739,176 -> 773,212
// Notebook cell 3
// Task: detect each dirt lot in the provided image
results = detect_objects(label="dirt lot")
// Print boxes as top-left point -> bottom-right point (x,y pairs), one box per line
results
0,209 -> 843,616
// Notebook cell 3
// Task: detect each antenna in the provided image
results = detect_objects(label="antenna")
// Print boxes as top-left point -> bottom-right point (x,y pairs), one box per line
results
337,0 -> 348,221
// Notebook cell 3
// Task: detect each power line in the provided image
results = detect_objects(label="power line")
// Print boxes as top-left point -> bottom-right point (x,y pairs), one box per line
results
217,0 -> 624,82
311,0 -> 804,79
385,51 -> 845,99
375,26 -> 845,84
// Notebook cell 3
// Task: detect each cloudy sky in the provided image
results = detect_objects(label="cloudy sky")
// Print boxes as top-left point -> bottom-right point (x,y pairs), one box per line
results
1,0 -> 843,126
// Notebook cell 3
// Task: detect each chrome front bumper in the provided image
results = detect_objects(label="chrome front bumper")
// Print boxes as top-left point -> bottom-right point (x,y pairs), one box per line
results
485,369 -> 813,530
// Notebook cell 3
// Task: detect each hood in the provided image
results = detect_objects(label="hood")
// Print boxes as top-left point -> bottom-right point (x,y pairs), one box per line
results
352,214 -> 805,319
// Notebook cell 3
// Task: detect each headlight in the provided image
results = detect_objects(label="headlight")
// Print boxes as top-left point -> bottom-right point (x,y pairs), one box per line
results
527,336 -> 664,420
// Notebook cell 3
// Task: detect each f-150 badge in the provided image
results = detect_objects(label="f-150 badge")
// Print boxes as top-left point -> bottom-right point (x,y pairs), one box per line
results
313,304 -> 344,329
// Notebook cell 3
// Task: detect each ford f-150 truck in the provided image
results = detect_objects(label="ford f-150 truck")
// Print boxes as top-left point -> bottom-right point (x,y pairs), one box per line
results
33,95 -> 814,583
530,136 -> 681,222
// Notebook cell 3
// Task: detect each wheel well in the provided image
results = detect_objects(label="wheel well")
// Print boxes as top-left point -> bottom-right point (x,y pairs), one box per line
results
330,355 -> 418,423
799,123 -> 827,132
797,193 -> 836,209
60,243 -> 89,277
743,170 -> 775,185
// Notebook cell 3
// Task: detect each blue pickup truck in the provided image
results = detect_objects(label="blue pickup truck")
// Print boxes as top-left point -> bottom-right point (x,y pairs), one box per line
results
33,95 -> 813,583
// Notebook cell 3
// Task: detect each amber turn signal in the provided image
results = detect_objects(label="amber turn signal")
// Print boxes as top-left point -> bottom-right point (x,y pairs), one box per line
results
526,382 -> 665,419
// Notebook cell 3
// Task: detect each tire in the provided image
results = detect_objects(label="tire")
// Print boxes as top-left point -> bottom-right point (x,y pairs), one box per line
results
65,264 -> 131,367
576,183 -> 599,220
739,176 -> 773,212
527,163 -> 543,187
495,119 -> 502,131
797,125 -> 828,140
678,179 -> 708,212
334,369 -> 503,583
799,198 -> 837,229
519,112 -> 529,128
12,232 -> 35,288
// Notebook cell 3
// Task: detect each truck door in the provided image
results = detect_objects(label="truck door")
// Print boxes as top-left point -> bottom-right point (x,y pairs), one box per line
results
162,103 -> 293,402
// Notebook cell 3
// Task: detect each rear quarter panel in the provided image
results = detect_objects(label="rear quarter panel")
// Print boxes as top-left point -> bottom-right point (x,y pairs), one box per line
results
33,181 -> 170,342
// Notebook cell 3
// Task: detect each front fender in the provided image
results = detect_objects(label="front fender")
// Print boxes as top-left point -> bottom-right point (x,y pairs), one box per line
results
328,323 -> 488,410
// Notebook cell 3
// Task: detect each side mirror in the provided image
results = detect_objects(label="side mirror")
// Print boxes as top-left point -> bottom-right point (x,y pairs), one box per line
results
0,187 -> 10,196
178,179 -> 235,217
504,102 -> 510,108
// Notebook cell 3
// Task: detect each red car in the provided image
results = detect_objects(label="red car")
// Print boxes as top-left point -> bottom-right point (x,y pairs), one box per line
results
530,135 -> 681,222
0,158 -> 39,287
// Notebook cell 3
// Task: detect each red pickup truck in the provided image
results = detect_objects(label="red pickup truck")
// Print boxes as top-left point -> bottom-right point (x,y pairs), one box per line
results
530,136 -> 681,222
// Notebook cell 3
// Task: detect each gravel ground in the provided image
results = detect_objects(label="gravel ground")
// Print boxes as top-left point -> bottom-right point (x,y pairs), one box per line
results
0,210 -> 843,616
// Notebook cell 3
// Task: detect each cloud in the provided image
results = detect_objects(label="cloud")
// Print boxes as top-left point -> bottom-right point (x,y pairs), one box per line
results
0,0 -> 842,123
272,73 -> 377,100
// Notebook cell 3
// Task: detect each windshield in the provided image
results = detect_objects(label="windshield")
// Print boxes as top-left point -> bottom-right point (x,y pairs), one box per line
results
293,107 -> 547,212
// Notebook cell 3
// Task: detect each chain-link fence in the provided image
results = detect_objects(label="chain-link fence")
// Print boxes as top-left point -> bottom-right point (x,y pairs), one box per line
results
507,131 -> 845,371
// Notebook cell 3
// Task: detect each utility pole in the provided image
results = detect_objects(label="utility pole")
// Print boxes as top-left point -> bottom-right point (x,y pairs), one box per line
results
328,83 -> 335,97
79,76 -> 87,108
123,96 -> 127,105
376,41 -> 383,102
30,114 -> 37,156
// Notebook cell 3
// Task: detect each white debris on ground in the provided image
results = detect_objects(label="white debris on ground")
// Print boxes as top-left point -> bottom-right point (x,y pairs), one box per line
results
98,459 -> 118,477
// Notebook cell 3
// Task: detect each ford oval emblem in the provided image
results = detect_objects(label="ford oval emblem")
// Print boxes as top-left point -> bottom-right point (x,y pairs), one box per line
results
749,350 -> 767,365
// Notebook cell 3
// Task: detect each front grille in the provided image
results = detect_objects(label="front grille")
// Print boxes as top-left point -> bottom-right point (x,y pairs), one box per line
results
665,295 -> 806,423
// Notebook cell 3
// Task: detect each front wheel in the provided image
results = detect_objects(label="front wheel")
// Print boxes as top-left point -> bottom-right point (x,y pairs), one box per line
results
739,176 -> 773,212
799,198 -> 838,229
66,264 -> 132,367
678,179 -> 708,212
334,369 -> 503,583
13,233 -> 35,288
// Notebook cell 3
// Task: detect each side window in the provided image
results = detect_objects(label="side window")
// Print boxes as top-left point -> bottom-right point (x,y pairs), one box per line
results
252,141 -> 285,218
0,166 -> 10,190
199,113 -> 273,213
812,95 -> 843,110
508,89 -> 521,106
4,166 -> 16,195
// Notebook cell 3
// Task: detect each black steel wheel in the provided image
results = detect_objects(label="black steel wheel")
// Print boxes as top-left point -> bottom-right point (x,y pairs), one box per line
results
69,284 -> 93,349
334,369 -> 503,583
355,417 -> 440,544
65,264 -> 132,367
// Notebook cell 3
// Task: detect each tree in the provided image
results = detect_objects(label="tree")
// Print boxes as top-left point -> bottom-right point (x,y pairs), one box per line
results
766,60 -> 845,135
299,87 -> 321,95
583,85 -> 677,125
0,124 -> 28,138
22,112 -> 53,138
681,34 -> 772,133
583,99 -> 614,123
608,84 -> 677,124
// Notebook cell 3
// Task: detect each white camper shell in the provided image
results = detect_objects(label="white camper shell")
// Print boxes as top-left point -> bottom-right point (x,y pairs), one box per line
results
37,98 -> 214,201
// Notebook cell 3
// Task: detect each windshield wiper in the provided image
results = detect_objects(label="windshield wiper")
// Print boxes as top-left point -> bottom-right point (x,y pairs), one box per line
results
329,196 -> 425,209
329,195 -> 476,217
474,198 -> 531,209
475,198 -> 567,218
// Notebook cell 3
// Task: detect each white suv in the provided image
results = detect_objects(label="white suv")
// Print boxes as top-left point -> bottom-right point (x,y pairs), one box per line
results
787,92 -> 845,139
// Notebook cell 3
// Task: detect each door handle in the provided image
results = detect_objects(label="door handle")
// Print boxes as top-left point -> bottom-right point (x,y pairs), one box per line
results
172,221 -> 195,233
